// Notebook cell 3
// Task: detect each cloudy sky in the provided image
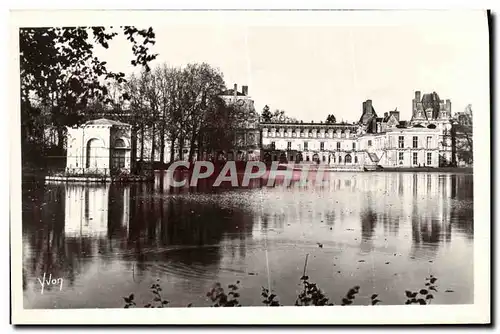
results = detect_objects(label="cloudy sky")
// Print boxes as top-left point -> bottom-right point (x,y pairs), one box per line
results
94,10 -> 489,123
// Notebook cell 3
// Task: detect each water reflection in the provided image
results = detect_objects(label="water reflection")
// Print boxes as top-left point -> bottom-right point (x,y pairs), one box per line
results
22,172 -> 473,307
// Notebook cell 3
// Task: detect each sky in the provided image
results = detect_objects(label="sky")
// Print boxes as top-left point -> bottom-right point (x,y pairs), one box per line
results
94,10 -> 489,123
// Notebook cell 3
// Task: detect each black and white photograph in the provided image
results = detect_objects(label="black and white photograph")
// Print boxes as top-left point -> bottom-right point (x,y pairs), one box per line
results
9,9 -> 490,325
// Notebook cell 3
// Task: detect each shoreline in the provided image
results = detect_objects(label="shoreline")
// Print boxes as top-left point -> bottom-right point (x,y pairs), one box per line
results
375,167 -> 473,173
22,165 -> 473,181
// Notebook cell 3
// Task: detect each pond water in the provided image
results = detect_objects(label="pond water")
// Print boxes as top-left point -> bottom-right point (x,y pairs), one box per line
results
22,172 -> 473,308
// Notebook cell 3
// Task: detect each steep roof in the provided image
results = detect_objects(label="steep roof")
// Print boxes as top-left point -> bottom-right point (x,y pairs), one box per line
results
359,106 -> 377,124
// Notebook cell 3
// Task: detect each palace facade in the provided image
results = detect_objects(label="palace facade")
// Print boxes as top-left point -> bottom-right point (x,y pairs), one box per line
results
261,98 -> 442,169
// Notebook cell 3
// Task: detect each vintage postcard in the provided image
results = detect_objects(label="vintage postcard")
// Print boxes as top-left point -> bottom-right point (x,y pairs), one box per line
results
9,9 -> 490,325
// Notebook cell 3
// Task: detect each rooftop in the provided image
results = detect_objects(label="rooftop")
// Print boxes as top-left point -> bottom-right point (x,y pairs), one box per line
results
84,118 -> 130,127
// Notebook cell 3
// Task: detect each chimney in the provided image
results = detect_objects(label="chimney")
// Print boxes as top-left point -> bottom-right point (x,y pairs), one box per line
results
233,83 -> 238,98
242,85 -> 248,96
366,100 -> 373,115
446,99 -> 451,112
415,91 -> 421,101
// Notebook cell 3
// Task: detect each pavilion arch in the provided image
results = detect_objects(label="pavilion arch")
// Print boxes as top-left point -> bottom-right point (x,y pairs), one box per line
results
86,138 -> 105,168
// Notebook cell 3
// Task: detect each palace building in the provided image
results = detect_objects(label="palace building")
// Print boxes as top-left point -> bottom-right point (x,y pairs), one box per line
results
260,96 -> 446,169
139,86 -> 456,169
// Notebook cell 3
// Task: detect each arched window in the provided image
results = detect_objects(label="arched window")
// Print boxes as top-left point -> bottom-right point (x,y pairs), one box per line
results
114,138 -> 126,148
86,138 -> 103,168
339,156 -> 342,163
345,154 -> 352,164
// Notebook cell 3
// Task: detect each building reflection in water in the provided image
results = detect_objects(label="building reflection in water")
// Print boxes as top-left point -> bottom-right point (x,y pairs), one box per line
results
64,184 -> 110,237
22,171 -> 473,306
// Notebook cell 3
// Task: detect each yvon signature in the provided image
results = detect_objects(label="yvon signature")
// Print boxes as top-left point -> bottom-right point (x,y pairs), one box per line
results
37,273 -> 63,294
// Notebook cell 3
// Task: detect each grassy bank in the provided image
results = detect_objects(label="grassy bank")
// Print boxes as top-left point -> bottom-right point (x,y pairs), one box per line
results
123,272 -> 440,308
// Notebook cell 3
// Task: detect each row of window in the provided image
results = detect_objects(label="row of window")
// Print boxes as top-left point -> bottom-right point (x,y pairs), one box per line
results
266,153 -> 359,164
398,152 -> 433,165
272,141 -> 358,151
398,136 -> 433,149
269,136 -> 433,151
264,132 -> 352,139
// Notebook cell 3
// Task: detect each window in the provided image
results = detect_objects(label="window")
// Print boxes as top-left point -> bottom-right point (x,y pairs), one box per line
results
112,150 -> 126,169
352,142 -> 356,150
398,152 -> 404,161
320,142 -> 325,151
271,141 -> 276,150
115,139 -> 126,148
368,140 -> 372,147
287,141 -> 292,150
413,136 -> 418,148
398,136 -> 404,148
339,156 -> 342,163
306,156 -> 310,161
413,152 -> 418,165
427,152 -> 432,166
354,156 -> 358,164
322,155 -> 326,162
426,136 -> 432,148
304,141 -> 309,151
337,142 -> 341,150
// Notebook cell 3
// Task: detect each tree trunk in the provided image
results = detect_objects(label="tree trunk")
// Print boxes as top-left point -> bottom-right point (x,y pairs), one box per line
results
150,122 -> 156,162
160,111 -> 166,165
178,136 -> 185,160
57,127 -> 65,152
197,133 -> 203,161
451,125 -> 457,166
188,130 -> 197,162
140,124 -> 145,160
131,126 -> 138,172
169,136 -> 176,162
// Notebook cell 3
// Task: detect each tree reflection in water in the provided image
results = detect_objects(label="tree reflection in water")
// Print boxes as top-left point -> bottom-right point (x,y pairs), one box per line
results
21,171 -> 474,307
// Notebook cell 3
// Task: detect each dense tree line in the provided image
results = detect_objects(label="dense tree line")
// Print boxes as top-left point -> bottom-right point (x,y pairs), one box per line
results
20,26 -> 157,167
116,63 -> 246,163
20,27 -> 245,168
